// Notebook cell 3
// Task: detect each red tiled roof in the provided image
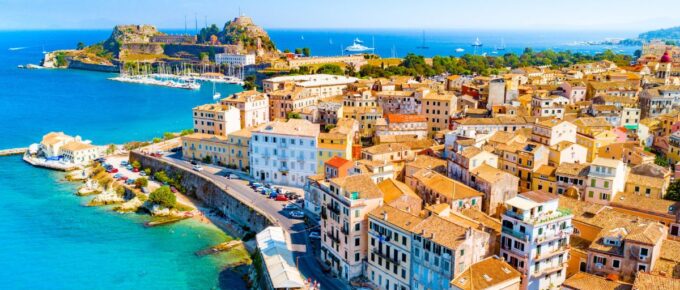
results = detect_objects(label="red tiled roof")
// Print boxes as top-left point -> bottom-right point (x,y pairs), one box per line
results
325,156 -> 350,168
386,114 -> 427,124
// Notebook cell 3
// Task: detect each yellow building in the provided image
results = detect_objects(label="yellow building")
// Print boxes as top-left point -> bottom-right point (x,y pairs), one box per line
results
421,92 -> 457,135
317,132 -> 352,172
181,133 -> 229,164
573,117 -> 616,162
532,165 -> 557,194
342,106 -> 383,139
226,128 -> 252,171
623,164 -> 671,199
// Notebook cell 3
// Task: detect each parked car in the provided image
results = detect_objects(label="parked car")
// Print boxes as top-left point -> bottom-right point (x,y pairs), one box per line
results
308,232 -> 321,239
125,179 -> 135,185
109,168 -> 118,173
283,203 -> 299,211
288,210 -> 304,219
126,165 -> 133,170
170,187 -> 178,193
190,160 -> 198,165
113,173 -> 122,179
275,194 -> 288,202
228,174 -> 239,179
119,176 -> 128,181
133,168 -> 139,173
192,165 -> 203,171
139,171 -> 147,176
251,182 -> 263,189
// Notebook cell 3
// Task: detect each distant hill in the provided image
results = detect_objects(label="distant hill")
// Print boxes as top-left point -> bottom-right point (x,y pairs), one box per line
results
197,16 -> 277,55
639,26 -> 680,41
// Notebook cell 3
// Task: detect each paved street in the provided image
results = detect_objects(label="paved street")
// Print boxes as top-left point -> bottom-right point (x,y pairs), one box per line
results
155,153 -> 350,290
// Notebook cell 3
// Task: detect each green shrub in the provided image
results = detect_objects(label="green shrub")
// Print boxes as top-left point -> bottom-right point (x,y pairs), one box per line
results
149,186 -> 176,208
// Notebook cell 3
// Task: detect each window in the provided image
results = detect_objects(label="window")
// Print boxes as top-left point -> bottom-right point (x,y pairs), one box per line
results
612,260 -> 620,268
640,248 -> 649,257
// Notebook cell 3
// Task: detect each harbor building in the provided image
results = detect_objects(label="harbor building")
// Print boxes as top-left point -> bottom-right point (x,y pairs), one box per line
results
214,53 -> 256,67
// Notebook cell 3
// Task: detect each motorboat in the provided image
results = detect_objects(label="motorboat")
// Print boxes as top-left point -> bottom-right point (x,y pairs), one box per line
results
455,48 -> 465,52
471,37 -> 483,47
345,38 -> 373,52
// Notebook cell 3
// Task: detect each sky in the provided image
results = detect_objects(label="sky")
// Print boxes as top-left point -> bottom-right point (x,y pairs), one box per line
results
1,0 -> 679,32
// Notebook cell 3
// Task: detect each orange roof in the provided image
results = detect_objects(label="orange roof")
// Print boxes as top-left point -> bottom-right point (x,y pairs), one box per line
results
325,156 -> 350,168
386,114 -> 427,124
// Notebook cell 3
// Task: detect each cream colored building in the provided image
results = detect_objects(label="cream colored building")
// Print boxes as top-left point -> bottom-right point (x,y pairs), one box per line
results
220,90 -> 270,129
181,133 -> 229,165
192,104 -> 241,136
263,74 -> 357,97
61,141 -> 99,165
421,92 -> 457,135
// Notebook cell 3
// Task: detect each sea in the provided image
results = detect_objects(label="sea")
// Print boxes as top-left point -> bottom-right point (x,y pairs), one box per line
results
0,28 -> 641,289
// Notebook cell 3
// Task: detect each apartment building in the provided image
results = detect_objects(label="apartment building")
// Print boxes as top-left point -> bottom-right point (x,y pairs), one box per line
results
263,74 -> 357,96
319,174 -> 384,281
500,191 -> 573,290
250,119 -> 319,187
220,90 -> 270,129
410,169 -> 483,211
624,163 -> 671,199
531,119 -> 577,147
192,103 -> 241,136
421,92 -> 457,135
449,256 -> 521,290
468,163 -> 520,217
182,133 -> 229,164
375,114 -> 428,141
555,162 -> 589,197
584,157 -> 627,205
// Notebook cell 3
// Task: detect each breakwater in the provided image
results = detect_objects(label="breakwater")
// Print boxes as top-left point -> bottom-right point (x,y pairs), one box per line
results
0,147 -> 27,156
129,151 -> 274,236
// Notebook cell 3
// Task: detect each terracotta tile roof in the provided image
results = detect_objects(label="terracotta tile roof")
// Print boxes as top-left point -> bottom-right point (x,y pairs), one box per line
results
625,222 -> 666,245
378,178 -> 420,204
630,163 -> 670,178
520,190 -> 559,203
563,272 -> 632,290
411,214 -> 470,249
632,272 -> 680,290
626,173 -> 666,189
61,141 -> 95,151
406,155 -> 447,172
654,239 -> 680,278
385,113 -> 427,123
413,169 -> 483,200
535,165 -> 556,177
254,119 -> 320,137
325,156 -> 350,169
555,162 -> 590,177
459,208 -> 502,232
460,146 -> 483,158
450,257 -> 521,290
330,174 -> 383,200
470,163 -> 515,183
368,205 -> 423,233
363,143 -> 411,155
610,192 -> 679,217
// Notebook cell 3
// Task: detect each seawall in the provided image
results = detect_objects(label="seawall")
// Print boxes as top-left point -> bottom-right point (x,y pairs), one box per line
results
67,60 -> 120,73
129,151 -> 274,235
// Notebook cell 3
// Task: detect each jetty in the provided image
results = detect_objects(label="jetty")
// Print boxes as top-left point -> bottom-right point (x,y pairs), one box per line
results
0,148 -> 27,156
22,154 -> 80,171
195,240 -> 243,256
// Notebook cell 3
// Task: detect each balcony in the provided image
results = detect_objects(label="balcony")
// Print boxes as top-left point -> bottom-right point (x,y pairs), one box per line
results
372,249 -> 400,266
341,226 -> 349,235
531,262 -> 566,278
505,210 -> 525,221
502,226 -> 529,241
326,231 -> 340,244
534,245 -> 569,260
534,227 -> 573,243
328,204 -> 341,215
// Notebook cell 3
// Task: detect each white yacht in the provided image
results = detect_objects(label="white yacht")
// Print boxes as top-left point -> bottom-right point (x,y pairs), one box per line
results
472,37 -> 483,47
345,38 -> 373,52
455,48 -> 465,52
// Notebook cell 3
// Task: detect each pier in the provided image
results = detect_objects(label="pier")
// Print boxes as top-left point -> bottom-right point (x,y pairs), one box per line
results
0,148 -> 27,156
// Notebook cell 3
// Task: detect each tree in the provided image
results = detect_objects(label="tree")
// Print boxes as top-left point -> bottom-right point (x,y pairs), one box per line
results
655,155 -> 670,167
294,48 -> 302,55
665,180 -> 680,201
154,171 -> 170,184
203,155 -> 212,164
149,186 -> 176,208
283,49 -> 291,53
132,160 -> 141,169
302,47 -> 311,57
163,132 -> 175,140
77,42 -> 86,50
106,144 -> 116,155
134,177 -> 148,188
316,64 -> 343,75
287,112 -> 301,119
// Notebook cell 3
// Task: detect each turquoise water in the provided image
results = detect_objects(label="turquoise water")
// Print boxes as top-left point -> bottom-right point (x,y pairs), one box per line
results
0,31 -> 245,289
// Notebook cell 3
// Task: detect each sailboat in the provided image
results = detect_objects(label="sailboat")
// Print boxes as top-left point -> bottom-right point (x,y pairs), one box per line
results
212,82 -> 221,100
416,30 -> 429,49
471,37 -> 483,47
42,45 -> 48,54
495,38 -> 506,51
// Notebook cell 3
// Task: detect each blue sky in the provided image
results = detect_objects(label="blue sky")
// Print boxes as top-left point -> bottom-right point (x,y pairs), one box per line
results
1,0 -> 679,31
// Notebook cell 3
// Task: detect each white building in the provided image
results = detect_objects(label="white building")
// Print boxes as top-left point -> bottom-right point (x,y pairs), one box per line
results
531,119 -> 577,146
262,74 -> 357,97
255,227 -> 306,290
214,53 -> 255,67
250,119 -> 320,187
220,90 -> 270,129
500,191 -> 573,290
584,157 -> 627,205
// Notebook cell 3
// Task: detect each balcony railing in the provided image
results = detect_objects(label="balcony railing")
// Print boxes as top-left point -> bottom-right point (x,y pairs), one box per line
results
502,226 -> 529,241
328,204 -> 341,215
505,211 -> 525,221
341,227 -> 349,235
534,245 -> 570,260
326,231 -> 340,244
372,249 -> 400,266
531,262 -> 566,278
534,226 -> 573,243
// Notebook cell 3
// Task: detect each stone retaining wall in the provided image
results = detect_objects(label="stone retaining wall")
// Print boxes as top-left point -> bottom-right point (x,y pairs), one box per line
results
129,151 -> 274,235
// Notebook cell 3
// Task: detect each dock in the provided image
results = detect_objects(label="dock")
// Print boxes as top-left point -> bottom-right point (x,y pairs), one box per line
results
0,148 -> 27,156
195,240 -> 243,256
22,154 -> 80,171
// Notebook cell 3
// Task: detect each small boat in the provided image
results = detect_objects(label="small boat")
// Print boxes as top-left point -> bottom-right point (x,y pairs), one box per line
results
26,64 -> 44,69
8,47 -> 27,51
42,45 -> 48,54
455,48 -> 465,52
416,30 -> 429,49
17,65 -> 25,69
345,38 -> 373,52
496,38 -> 506,51
471,37 -> 483,47
212,83 -> 221,100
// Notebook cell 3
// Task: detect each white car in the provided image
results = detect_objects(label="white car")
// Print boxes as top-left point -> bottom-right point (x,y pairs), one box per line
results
228,174 -> 239,179
192,165 -> 203,171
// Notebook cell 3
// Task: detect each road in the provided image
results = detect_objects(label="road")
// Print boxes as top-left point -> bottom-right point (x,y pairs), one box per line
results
156,153 -> 350,290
